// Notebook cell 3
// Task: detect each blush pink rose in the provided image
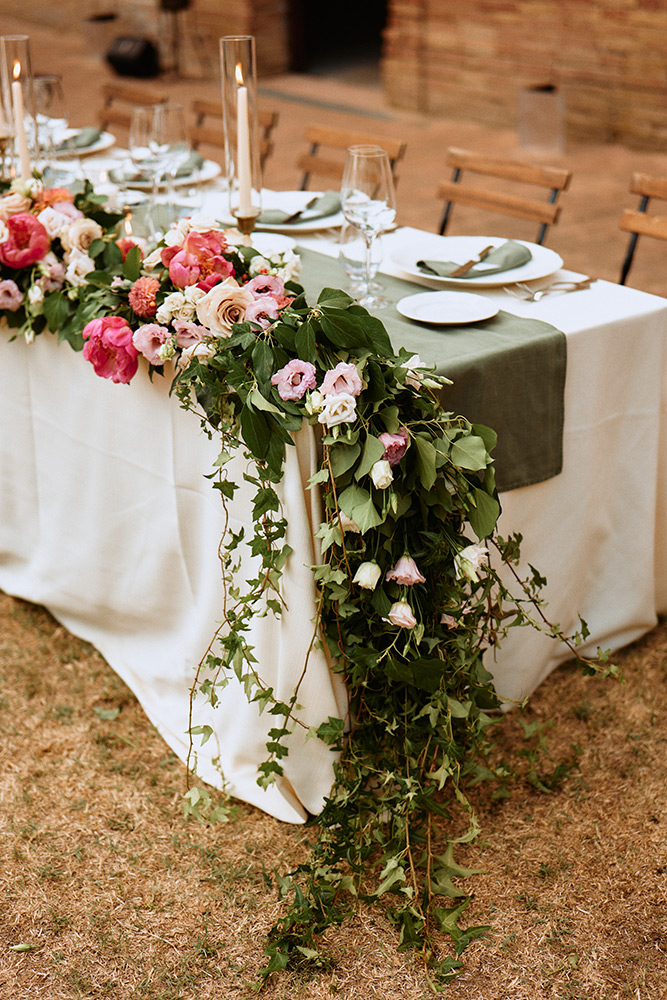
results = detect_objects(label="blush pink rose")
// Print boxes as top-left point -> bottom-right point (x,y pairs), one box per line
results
379,426 -> 409,466
128,275 -> 160,318
132,323 -> 173,365
0,278 -> 23,311
0,213 -> 50,269
320,361 -> 363,398
82,315 -> 139,384
386,555 -> 426,586
271,359 -> 317,401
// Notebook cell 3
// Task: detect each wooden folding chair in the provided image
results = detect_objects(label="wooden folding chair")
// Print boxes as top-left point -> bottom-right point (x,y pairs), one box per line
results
437,147 -> 572,245
297,125 -> 407,190
618,173 -> 667,285
189,99 -> 278,170
97,82 -> 167,136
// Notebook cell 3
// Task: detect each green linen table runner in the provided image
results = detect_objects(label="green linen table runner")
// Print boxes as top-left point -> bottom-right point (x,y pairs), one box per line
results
296,247 -> 566,492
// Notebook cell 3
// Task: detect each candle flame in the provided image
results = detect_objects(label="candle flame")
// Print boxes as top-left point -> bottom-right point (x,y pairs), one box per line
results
124,213 -> 133,237
235,63 -> 244,86
12,60 -> 21,81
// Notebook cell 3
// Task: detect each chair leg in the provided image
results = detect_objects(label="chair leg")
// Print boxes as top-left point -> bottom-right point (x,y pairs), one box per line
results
619,232 -> 639,286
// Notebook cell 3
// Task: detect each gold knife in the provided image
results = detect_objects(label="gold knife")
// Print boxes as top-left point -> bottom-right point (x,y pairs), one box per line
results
449,244 -> 495,278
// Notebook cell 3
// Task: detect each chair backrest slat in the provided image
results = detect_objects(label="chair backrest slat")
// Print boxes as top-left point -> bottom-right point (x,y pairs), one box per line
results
299,125 -> 407,191
619,172 -> 667,284
437,146 -> 571,245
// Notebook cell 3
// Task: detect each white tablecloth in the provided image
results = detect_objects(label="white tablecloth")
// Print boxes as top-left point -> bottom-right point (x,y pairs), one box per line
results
2,224 -> 667,821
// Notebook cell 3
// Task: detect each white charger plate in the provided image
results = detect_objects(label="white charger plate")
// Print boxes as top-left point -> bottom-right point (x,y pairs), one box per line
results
397,290 -> 499,325
52,130 -> 116,159
219,190 -> 344,233
391,235 -> 563,287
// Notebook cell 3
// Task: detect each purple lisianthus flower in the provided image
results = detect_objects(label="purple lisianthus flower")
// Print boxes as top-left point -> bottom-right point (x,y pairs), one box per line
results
246,273 -> 284,298
172,319 -> 207,349
378,426 -> 409,466
0,278 -> 24,311
271,358 -> 317,400
320,361 -> 363,398
132,323 -> 174,365
245,294 -> 282,329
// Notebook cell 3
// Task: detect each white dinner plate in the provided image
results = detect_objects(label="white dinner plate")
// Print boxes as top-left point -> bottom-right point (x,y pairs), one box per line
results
391,235 -> 563,287
52,130 -> 116,159
218,190 -> 345,233
396,290 -> 499,325
123,158 -> 222,191
248,233 -> 297,255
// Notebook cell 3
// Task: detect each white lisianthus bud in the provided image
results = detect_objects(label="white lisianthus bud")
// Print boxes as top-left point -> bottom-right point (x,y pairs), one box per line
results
370,460 -> 393,489
385,600 -> 417,629
352,561 -> 382,590
454,542 -> 489,583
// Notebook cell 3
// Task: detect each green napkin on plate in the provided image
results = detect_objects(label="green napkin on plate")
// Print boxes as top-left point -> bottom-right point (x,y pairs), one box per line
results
258,190 -> 341,226
56,127 -> 101,152
417,239 -> 532,278
109,150 -> 204,186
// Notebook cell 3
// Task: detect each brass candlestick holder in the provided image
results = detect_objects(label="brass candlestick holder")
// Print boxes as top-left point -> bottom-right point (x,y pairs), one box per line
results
220,35 -> 262,232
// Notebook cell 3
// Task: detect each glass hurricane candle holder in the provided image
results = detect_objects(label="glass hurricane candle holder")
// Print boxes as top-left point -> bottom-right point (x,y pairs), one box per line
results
0,34 -> 36,181
220,34 -> 262,236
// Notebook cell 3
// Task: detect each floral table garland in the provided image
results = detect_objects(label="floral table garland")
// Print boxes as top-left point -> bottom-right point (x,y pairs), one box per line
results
0,177 -> 615,989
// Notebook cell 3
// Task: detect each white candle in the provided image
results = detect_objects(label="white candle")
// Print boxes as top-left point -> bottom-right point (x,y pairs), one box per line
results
11,63 -> 30,181
235,63 -> 252,217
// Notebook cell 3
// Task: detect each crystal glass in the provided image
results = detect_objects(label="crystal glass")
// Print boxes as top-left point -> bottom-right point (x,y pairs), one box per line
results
338,221 -> 383,295
155,102 -> 190,225
34,74 -> 69,161
340,145 -> 396,309
128,104 -> 177,240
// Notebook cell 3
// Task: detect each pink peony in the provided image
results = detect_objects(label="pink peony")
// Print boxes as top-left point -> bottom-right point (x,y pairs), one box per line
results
166,230 -> 234,290
132,323 -> 173,365
172,319 -> 206,349
116,237 -> 144,262
379,426 -> 409,466
246,273 -> 284,298
245,293 -> 282,329
0,278 -> 23,311
386,555 -> 426,586
385,600 -> 417,629
320,361 -> 363,398
128,276 -> 160,318
0,213 -> 50,269
271,359 -> 317,401
82,315 -> 139,384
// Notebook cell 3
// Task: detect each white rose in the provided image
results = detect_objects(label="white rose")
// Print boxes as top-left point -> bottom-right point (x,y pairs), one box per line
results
61,217 -> 103,255
0,190 -> 31,220
370,460 -> 393,489
352,561 -> 382,590
196,277 -> 254,338
278,249 -> 301,282
143,246 -> 163,269
454,542 -> 489,584
317,392 -> 357,428
37,206 -> 69,240
64,248 -> 95,287
156,291 -> 191,324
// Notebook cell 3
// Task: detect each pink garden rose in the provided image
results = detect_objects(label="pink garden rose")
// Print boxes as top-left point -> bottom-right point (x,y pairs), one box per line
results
385,600 -> 417,629
271,359 -> 317,401
82,315 -> 139,384
320,361 -> 363,398
0,279 -> 23,311
0,213 -> 50,269
128,276 -> 160,318
379,426 -> 409,466
386,555 -> 426,586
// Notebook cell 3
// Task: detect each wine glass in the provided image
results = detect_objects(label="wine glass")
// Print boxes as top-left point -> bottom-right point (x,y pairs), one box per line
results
155,103 -> 191,223
128,104 -> 172,240
340,145 -> 396,309
33,75 -> 69,158
338,221 -> 383,296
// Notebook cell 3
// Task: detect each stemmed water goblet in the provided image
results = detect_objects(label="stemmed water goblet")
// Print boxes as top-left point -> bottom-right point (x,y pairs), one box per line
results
129,103 -> 189,240
340,145 -> 396,309
33,75 -> 69,160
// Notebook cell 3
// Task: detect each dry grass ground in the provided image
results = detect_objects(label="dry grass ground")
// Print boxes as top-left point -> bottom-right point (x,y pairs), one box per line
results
1,591 -> 666,999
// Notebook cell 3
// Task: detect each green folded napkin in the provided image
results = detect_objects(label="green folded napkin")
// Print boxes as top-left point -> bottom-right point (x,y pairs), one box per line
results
258,190 -> 341,226
56,127 -> 101,152
109,150 -> 204,185
417,239 -> 532,279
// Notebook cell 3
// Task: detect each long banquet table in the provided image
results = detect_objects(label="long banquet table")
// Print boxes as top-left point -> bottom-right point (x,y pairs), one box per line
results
2,221 -> 667,823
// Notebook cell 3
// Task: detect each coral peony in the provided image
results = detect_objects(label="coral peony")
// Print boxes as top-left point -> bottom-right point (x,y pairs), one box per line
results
82,315 -> 139,384
0,213 -> 50,269
128,276 -> 160,318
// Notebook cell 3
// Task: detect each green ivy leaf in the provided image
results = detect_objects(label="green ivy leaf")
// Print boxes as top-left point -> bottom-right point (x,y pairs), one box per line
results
337,484 -> 383,533
468,486 -> 500,539
355,434 -> 385,480
450,434 -> 490,471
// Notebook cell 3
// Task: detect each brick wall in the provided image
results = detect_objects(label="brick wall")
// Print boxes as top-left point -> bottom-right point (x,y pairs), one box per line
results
382,0 -> 667,149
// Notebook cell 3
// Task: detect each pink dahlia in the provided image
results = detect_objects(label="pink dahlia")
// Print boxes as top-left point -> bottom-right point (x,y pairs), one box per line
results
128,276 -> 160,318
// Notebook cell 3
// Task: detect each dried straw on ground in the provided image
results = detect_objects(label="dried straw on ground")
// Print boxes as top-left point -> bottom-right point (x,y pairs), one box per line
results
1,591 -> 665,999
